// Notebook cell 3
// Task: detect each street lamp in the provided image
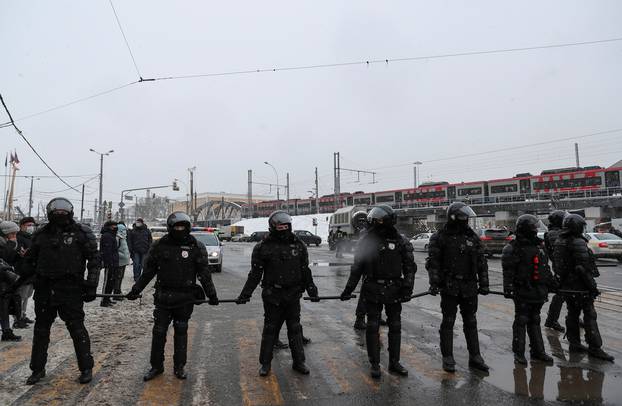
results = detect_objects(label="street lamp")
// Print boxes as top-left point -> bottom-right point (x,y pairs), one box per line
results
264,161 -> 280,200
413,161 -> 422,189
89,148 -> 114,225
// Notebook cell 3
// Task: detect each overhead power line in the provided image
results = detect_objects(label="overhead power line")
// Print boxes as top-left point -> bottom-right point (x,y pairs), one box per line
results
5,36 -> 622,124
108,0 -> 143,79
0,92 -> 81,193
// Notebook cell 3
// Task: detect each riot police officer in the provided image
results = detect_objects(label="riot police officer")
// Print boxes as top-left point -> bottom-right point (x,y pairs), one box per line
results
553,214 -> 614,361
126,212 -> 220,380
340,205 -> 416,379
426,202 -> 489,373
502,214 -> 555,365
20,198 -> 101,385
236,211 -> 319,377
543,210 -> 566,332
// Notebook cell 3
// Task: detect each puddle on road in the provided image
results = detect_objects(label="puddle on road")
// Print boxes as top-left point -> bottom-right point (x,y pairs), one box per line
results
483,333 -> 622,404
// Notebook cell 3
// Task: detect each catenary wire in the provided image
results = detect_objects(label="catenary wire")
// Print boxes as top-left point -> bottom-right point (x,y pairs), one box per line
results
108,0 -> 143,79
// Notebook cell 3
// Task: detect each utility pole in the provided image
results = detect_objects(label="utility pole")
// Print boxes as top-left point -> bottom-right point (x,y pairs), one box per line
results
27,176 -> 35,216
286,172 -> 290,213
94,199 -> 98,224
574,143 -> 580,167
334,152 -> 340,209
89,148 -> 114,226
188,168 -> 195,214
80,184 -> 85,222
413,161 -> 422,189
315,167 -> 319,214
247,169 -> 253,217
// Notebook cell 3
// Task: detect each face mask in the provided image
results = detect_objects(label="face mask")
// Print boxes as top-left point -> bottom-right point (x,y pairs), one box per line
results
136,222 -> 143,227
25,225 -> 35,235
171,226 -> 188,241
49,213 -> 70,226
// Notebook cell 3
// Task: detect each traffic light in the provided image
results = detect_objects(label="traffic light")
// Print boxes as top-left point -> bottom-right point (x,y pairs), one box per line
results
312,218 -> 317,226
172,180 -> 180,191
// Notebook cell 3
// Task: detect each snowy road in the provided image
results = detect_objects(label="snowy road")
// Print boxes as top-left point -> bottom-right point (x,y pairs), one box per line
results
1,243 -> 621,405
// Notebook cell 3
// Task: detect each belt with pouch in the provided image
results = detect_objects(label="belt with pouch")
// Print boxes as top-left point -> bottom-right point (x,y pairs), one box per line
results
368,278 -> 400,286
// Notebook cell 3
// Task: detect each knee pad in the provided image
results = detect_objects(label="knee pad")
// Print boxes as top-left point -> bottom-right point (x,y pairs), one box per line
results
463,315 -> 477,330
516,314 -> 529,326
153,323 -> 168,337
287,321 -> 302,335
366,319 -> 380,331
33,325 -> 51,338
263,322 -> 279,337
65,319 -> 86,334
388,319 -> 401,333
531,313 -> 541,325
441,316 -> 456,330
173,320 -> 189,335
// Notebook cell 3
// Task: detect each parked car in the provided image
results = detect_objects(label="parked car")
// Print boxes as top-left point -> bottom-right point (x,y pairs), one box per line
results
584,232 -> 622,261
410,232 -> 433,252
231,233 -> 249,242
248,231 -> 269,242
476,228 -> 513,257
294,230 -> 322,246
192,232 -> 223,272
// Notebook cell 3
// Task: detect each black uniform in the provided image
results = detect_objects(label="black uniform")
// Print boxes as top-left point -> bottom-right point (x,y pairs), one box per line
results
502,215 -> 555,364
543,225 -> 564,330
128,227 -> 218,379
553,214 -> 614,361
237,211 -> 318,376
341,205 -> 415,378
22,218 -> 101,380
426,202 -> 489,373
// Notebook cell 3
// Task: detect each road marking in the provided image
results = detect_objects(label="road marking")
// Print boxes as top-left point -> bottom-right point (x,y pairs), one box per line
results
137,321 -> 197,406
191,321 -> 213,406
236,319 -> 284,406
0,328 -> 66,375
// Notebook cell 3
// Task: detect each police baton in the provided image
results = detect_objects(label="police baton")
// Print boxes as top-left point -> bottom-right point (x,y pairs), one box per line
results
303,295 -> 357,301
194,298 -> 250,304
409,291 -> 431,299
94,294 -> 142,299
488,290 -> 506,296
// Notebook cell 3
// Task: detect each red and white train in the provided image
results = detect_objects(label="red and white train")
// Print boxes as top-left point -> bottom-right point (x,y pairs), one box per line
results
246,166 -> 622,217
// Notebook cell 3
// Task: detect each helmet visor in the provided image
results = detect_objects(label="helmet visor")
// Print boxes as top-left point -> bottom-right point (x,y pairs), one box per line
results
270,211 -> 292,226
454,205 -> 476,221
167,212 -> 192,227
48,198 -> 73,213
367,207 -> 389,222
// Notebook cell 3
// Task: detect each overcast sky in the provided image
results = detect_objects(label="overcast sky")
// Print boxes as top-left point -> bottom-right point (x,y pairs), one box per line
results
1,0 -> 621,217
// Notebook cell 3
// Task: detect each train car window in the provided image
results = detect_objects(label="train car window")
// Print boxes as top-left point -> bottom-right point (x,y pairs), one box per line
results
414,190 -> 446,199
395,191 -> 402,202
447,186 -> 456,199
534,177 -> 602,190
520,179 -> 531,194
605,171 -> 620,188
490,184 -> 518,194
376,195 -> 395,203
458,187 -> 482,196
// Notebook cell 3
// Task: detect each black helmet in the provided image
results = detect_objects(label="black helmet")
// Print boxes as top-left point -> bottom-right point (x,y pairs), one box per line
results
447,202 -> 476,222
367,205 -> 396,227
166,212 -> 192,233
515,214 -> 540,237
46,197 -> 74,217
352,210 -> 369,231
268,211 -> 292,233
547,210 -> 566,228
562,214 -> 586,236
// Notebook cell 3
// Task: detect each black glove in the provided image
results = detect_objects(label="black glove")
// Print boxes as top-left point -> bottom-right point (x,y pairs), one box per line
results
478,286 -> 490,296
83,286 -> 97,302
307,284 -> 320,302
429,285 -> 439,296
340,290 -> 353,301
126,288 -> 141,301
591,289 -> 600,299
208,296 -> 219,306
503,287 -> 514,299
236,294 -> 250,305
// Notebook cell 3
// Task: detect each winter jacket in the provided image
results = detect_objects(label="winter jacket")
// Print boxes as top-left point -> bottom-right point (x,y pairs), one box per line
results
100,226 -> 119,269
0,235 -> 19,265
128,225 -> 153,255
117,224 -> 131,267
502,236 -> 554,303
0,258 -> 19,296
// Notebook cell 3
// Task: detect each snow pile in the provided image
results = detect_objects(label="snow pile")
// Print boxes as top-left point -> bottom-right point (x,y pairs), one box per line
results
233,213 -> 331,242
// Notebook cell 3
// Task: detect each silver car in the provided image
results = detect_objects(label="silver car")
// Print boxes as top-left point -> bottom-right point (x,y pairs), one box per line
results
584,232 -> 622,262
192,232 -> 223,272
410,232 -> 434,252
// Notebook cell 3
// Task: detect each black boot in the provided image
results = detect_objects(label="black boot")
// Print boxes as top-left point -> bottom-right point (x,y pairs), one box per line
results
353,315 -> 367,330
13,319 -> 29,329
26,370 -> 46,385
370,363 -> 381,379
527,323 -> 554,364
100,300 -> 113,307
514,353 -> 528,365
302,336 -> 311,345
174,366 -> 187,379
379,318 -> 387,326
259,333 -> 276,376
289,328 -> 310,375
465,328 -> 489,372
588,347 -> 615,362
143,367 -> 164,381
569,343 -> 588,353
440,329 -> 456,373
79,369 -> 92,384
544,321 -> 565,333
388,330 -> 407,376
259,364 -> 271,376
274,339 -> 289,349
1,329 -> 22,341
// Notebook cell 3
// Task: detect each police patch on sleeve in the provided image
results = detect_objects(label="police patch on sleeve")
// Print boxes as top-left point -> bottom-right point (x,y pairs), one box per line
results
388,243 -> 396,250
181,251 -> 189,258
